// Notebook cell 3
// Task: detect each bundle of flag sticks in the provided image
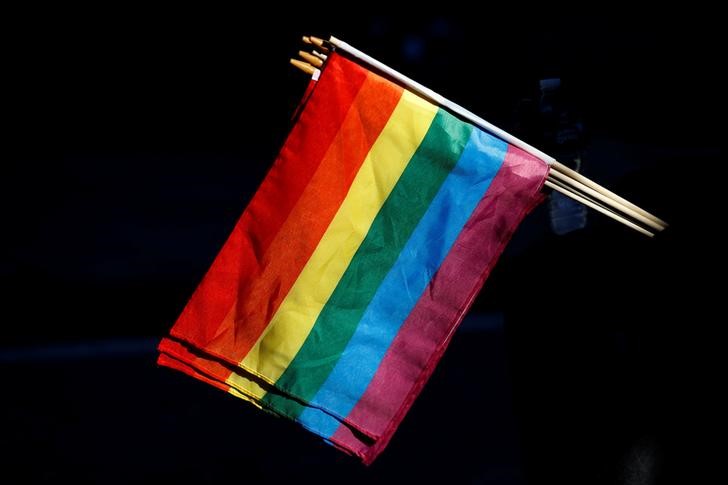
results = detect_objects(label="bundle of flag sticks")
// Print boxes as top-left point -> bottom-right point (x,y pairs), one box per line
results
293,35 -> 667,237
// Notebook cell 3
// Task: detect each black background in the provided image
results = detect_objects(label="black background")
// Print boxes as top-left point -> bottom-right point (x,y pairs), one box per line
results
2,8 -> 723,484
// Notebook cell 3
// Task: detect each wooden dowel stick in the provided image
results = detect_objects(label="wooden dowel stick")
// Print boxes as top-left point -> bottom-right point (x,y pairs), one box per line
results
545,179 -> 654,237
299,50 -> 324,67
290,58 -> 316,76
328,35 -> 667,230
308,36 -> 330,52
548,170 -> 665,231
552,161 -> 667,227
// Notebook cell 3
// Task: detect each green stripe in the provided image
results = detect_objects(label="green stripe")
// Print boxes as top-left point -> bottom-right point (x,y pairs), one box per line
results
262,108 -> 472,417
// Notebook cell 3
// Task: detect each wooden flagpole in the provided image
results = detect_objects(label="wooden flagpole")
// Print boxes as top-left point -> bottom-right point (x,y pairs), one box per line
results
292,36 -> 667,236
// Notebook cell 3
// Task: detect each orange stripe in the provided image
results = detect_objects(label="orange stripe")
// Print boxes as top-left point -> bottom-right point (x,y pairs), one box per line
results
203,72 -> 404,364
157,350 -> 232,394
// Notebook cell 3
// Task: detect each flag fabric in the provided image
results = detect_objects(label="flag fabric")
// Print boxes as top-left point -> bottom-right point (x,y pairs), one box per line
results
158,52 -> 549,464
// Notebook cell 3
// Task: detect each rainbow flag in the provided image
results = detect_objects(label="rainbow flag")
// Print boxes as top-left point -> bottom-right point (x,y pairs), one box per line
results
158,52 -> 549,464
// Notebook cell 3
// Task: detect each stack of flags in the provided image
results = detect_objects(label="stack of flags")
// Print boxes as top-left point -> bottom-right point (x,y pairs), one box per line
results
158,36 -> 663,464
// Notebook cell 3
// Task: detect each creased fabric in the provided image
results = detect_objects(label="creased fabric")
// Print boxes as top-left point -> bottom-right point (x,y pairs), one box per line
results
158,52 -> 549,464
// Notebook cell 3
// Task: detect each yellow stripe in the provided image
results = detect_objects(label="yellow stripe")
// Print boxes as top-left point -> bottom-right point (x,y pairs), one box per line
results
226,372 -> 267,405
227,387 -> 263,409
234,91 -> 437,391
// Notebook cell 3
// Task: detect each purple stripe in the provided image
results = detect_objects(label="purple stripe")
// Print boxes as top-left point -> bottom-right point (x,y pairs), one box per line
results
329,145 -> 548,464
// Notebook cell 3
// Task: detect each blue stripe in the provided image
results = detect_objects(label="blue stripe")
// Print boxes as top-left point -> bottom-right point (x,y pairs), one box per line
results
298,128 -> 509,436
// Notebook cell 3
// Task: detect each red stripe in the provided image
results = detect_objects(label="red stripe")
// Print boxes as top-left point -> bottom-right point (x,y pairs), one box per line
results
168,54 -> 369,359
177,57 -> 404,366
330,146 -> 549,464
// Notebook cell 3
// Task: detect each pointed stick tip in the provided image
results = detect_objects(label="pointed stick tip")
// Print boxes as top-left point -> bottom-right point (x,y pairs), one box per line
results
298,51 -> 324,67
290,58 -> 316,75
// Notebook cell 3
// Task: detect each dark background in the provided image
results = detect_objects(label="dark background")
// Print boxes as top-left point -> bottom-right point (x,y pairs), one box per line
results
2,8 -> 723,484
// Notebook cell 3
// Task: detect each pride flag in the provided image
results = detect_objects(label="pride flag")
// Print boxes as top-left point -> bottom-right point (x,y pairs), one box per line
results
158,52 -> 549,464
